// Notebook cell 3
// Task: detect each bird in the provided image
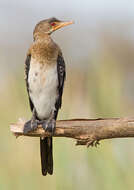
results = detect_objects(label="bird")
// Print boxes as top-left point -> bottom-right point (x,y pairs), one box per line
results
24,17 -> 73,176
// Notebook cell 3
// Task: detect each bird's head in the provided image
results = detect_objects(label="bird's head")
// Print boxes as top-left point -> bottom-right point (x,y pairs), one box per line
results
33,17 -> 73,40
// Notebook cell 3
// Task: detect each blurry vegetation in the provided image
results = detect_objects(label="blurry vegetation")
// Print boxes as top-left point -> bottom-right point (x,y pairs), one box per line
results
1,25 -> 134,190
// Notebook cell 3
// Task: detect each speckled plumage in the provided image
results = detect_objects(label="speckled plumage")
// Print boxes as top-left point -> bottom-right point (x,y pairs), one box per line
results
29,36 -> 59,62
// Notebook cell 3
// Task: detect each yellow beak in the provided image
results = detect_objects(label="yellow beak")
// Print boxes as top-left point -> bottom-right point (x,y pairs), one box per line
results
53,21 -> 74,31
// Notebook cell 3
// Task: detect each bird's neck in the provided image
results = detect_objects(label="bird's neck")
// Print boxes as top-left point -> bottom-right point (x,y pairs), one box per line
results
34,32 -> 52,42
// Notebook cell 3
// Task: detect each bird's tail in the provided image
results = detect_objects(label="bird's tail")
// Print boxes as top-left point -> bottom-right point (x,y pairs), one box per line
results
40,137 -> 53,176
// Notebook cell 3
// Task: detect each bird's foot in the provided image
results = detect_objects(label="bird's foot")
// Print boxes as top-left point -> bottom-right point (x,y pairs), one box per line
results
23,119 -> 39,134
40,119 -> 56,134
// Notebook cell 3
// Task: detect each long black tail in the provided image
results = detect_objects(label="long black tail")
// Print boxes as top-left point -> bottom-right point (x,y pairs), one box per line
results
40,137 -> 53,176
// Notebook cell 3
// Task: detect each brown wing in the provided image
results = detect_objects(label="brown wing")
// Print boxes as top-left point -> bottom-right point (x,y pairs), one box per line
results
54,53 -> 66,119
24,54 -> 34,111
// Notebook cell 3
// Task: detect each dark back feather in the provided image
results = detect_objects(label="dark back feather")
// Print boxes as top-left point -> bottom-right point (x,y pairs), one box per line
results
54,53 -> 66,119
24,54 -> 34,111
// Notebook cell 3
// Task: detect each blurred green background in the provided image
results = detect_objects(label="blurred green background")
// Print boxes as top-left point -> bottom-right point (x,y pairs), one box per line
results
1,0 -> 134,189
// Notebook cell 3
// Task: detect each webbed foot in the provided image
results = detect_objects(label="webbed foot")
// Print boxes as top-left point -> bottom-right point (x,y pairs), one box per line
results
23,119 -> 38,134
41,119 -> 56,134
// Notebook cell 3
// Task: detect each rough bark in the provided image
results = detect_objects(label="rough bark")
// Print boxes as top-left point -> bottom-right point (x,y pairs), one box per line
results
10,117 -> 134,147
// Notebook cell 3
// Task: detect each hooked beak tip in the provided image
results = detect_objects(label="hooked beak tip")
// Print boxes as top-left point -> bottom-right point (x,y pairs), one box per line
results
52,20 -> 74,31
61,20 -> 74,27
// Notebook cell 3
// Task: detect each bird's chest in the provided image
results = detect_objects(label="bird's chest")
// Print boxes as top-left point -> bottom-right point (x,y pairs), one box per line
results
28,59 -> 58,119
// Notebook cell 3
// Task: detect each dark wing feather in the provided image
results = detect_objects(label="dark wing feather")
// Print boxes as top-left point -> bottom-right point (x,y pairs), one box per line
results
54,53 -> 66,119
24,54 -> 34,111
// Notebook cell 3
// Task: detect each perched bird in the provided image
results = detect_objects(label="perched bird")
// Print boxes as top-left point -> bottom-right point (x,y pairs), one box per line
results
24,17 -> 73,176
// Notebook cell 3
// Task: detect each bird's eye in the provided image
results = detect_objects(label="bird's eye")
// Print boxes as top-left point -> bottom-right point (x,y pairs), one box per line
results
51,22 -> 56,26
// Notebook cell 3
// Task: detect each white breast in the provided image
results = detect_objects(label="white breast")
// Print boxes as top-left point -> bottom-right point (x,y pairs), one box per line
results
28,58 -> 58,120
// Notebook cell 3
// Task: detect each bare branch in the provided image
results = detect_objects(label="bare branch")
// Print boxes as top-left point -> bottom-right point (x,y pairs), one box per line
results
10,117 -> 134,147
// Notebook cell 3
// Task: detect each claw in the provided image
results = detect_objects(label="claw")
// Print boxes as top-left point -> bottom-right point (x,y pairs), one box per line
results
23,120 -> 31,134
31,119 -> 38,130
23,119 -> 38,134
42,119 -> 56,134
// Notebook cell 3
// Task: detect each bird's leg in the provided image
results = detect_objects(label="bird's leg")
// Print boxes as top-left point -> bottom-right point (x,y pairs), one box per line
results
23,108 -> 39,133
41,112 -> 56,134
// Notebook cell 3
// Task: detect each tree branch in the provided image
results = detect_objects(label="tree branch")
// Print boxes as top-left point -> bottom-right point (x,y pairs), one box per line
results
10,117 -> 134,147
